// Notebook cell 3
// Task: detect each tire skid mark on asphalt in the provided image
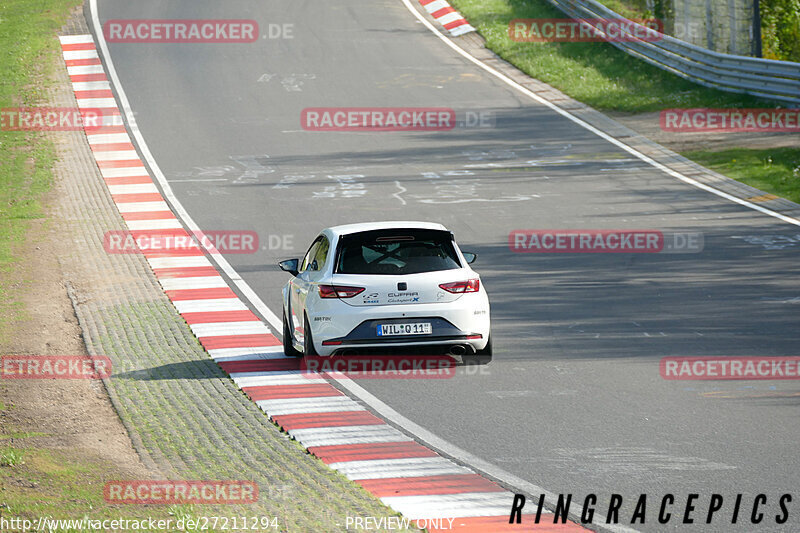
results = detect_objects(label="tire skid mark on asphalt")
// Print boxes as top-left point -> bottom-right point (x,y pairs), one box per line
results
59,34 -> 588,531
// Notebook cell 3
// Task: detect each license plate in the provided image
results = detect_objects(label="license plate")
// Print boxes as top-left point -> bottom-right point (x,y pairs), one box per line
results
377,323 -> 432,336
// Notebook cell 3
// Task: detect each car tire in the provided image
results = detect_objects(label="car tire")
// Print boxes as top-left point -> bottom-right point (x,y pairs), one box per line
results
303,314 -> 318,356
282,311 -> 302,357
466,335 -> 492,365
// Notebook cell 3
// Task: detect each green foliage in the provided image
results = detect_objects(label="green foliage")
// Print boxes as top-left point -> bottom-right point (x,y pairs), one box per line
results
760,0 -> 800,61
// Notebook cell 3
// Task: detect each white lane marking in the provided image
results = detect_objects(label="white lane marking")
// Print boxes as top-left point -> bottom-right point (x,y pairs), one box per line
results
93,150 -> 139,161
73,80 -> 110,91
398,0 -> 800,228
328,457 -> 471,480
381,492 -> 516,520
158,276 -> 228,291
115,201 -> 170,213
63,49 -> 99,60
101,167 -> 149,179
287,425 -> 412,448
67,64 -> 104,75
189,321 -> 271,337
125,218 -> 182,231
76,97 -> 117,108
87,132 -> 130,144
145,255 -> 211,268
59,34 -> 94,44
258,396 -> 361,416
107,183 -> 158,195
173,299 -> 249,313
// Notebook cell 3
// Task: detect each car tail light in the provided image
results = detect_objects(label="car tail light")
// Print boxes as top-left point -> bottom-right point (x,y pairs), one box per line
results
319,284 -> 365,298
439,279 -> 480,294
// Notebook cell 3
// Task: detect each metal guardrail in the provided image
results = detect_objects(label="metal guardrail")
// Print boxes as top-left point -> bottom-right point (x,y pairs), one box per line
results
545,0 -> 800,105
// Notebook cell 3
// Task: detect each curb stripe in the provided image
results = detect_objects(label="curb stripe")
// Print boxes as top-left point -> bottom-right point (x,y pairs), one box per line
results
243,384 -> 343,401
357,474 -> 504,497
418,0 -> 474,36
155,266 -> 226,279
309,442 -> 438,464
380,491 -> 517,519
431,516 -> 584,532
272,410 -> 384,430
199,333 -> 280,350
165,287 -> 238,301
287,425 -> 413,448
329,457 -> 472,480
173,298 -> 249,313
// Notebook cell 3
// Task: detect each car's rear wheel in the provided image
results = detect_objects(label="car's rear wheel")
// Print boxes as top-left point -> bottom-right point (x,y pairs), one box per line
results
303,314 -> 318,356
283,311 -> 302,357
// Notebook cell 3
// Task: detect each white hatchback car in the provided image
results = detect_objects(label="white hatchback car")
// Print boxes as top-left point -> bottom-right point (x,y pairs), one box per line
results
279,222 -> 491,362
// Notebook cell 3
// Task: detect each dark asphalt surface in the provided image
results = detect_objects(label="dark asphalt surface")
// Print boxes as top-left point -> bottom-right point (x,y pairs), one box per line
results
97,1 -> 800,530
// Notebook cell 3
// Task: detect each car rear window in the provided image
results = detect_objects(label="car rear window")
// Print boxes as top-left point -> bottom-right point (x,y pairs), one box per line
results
335,229 -> 462,275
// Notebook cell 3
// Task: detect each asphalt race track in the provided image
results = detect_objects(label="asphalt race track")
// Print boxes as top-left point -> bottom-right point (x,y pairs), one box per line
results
96,0 -> 800,530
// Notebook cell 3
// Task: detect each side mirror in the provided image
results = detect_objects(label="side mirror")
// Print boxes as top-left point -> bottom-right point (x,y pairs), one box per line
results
278,258 -> 299,276
462,252 -> 477,264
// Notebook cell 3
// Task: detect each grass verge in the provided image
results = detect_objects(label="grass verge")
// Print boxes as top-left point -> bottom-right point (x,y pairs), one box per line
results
682,148 -> 800,204
0,0 -> 83,340
448,0 -> 778,112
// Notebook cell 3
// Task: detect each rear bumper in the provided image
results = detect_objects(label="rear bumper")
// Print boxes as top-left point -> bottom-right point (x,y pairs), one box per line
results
309,299 -> 490,356
321,316 -> 483,354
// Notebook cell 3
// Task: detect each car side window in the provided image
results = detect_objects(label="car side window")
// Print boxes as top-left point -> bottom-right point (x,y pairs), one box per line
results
300,239 -> 321,272
300,235 -> 330,272
309,236 -> 330,271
